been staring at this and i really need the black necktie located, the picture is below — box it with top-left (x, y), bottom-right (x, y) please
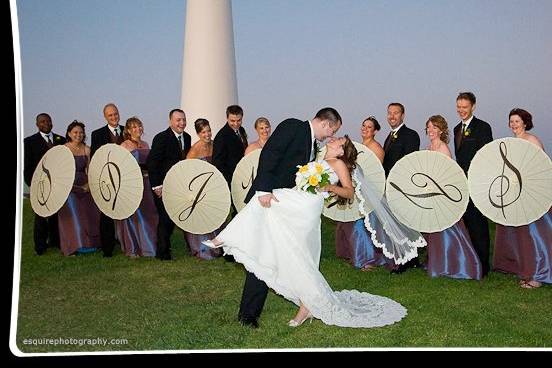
top-left (383, 131), bottom-right (393, 152)
top-left (46, 135), bottom-right (53, 147)
top-left (312, 140), bottom-right (319, 160)
top-left (114, 128), bottom-right (119, 137)
top-left (455, 123), bottom-right (466, 149)
top-left (178, 135), bottom-right (185, 158)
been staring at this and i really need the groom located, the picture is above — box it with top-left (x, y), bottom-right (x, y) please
top-left (238, 107), bottom-right (342, 328)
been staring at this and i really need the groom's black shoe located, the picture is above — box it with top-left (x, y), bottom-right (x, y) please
top-left (239, 317), bottom-right (259, 329)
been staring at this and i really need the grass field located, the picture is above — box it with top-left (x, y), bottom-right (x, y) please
top-left (13, 199), bottom-right (551, 353)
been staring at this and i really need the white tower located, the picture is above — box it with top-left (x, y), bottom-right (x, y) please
top-left (181, 0), bottom-right (238, 142)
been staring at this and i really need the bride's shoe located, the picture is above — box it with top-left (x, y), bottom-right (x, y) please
top-left (201, 239), bottom-right (224, 248)
top-left (287, 313), bottom-right (313, 327)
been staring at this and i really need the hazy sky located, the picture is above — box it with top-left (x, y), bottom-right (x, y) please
top-left (15, 0), bottom-right (552, 153)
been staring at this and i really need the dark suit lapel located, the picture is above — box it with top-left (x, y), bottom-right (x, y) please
top-left (304, 121), bottom-right (313, 162)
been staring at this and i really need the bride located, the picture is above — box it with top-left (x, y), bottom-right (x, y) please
top-left (204, 135), bottom-right (411, 328)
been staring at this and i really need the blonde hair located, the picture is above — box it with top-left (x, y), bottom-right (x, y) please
top-left (123, 116), bottom-right (143, 141)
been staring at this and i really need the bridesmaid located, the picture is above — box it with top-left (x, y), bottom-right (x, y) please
top-left (57, 121), bottom-right (101, 256)
top-left (184, 119), bottom-right (224, 260)
top-left (244, 117), bottom-right (271, 155)
top-left (423, 115), bottom-right (482, 280)
top-left (335, 116), bottom-right (389, 271)
top-left (115, 117), bottom-right (158, 258)
top-left (493, 108), bottom-right (551, 289)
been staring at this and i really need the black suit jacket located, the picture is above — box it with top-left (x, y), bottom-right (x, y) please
top-left (90, 124), bottom-right (125, 157)
top-left (453, 117), bottom-right (493, 174)
top-left (382, 125), bottom-right (420, 176)
top-left (147, 128), bottom-right (191, 188)
top-left (212, 123), bottom-right (248, 184)
top-left (23, 132), bottom-right (66, 186)
top-left (245, 119), bottom-right (313, 203)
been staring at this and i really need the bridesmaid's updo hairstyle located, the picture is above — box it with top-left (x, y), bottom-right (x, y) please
top-left (194, 118), bottom-right (210, 134)
top-left (509, 108), bottom-right (533, 131)
top-left (123, 116), bottom-right (144, 141)
top-left (362, 116), bottom-right (381, 131)
top-left (426, 115), bottom-right (450, 144)
top-left (65, 120), bottom-right (86, 143)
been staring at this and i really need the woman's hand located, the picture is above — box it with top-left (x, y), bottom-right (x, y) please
top-left (319, 184), bottom-right (335, 193)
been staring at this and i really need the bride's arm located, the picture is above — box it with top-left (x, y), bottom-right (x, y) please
top-left (321, 160), bottom-right (354, 199)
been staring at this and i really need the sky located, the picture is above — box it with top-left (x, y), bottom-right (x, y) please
top-left (15, 0), bottom-right (552, 154)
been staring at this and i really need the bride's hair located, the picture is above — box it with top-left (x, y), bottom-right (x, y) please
top-left (334, 135), bottom-right (358, 206)
top-left (340, 135), bottom-right (358, 174)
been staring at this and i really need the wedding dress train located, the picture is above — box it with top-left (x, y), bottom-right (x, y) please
top-left (213, 163), bottom-right (408, 328)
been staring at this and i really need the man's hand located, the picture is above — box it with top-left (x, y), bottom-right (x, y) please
top-left (258, 193), bottom-right (279, 208)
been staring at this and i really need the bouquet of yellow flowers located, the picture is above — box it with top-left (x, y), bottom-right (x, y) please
top-left (295, 160), bottom-right (335, 198)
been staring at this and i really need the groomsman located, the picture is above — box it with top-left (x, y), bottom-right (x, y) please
top-left (382, 102), bottom-right (421, 273)
top-left (212, 105), bottom-right (248, 262)
top-left (24, 113), bottom-right (66, 255)
top-left (147, 109), bottom-right (191, 260)
top-left (382, 103), bottom-right (420, 176)
top-left (90, 103), bottom-right (125, 257)
top-left (212, 105), bottom-right (248, 187)
top-left (453, 92), bottom-right (493, 277)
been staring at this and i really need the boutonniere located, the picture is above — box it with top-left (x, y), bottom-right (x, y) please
top-left (391, 131), bottom-right (399, 141)
top-left (55, 135), bottom-right (61, 140)
top-left (464, 128), bottom-right (471, 137)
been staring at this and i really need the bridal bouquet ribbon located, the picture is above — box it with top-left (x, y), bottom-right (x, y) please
top-left (295, 160), bottom-right (336, 199)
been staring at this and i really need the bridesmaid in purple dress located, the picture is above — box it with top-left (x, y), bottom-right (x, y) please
top-left (115, 117), bottom-right (158, 258)
top-left (184, 119), bottom-right (224, 260)
top-left (335, 116), bottom-right (389, 271)
top-left (57, 121), bottom-right (101, 256)
top-left (423, 115), bottom-right (482, 280)
top-left (493, 108), bottom-right (551, 289)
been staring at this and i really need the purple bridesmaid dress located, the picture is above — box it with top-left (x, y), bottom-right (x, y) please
top-left (58, 155), bottom-right (101, 256)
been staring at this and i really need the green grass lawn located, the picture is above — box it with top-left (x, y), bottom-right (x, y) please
top-left (14, 199), bottom-right (551, 352)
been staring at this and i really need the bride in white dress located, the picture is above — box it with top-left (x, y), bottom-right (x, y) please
top-left (205, 136), bottom-right (407, 328)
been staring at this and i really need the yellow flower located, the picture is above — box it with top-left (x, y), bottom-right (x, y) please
top-left (299, 165), bottom-right (309, 174)
top-left (315, 163), bottom-right (323, 174)
top-left (308, 175), bottom-right (319, 186)
top-left (464, 129), bottom-right (471, 137)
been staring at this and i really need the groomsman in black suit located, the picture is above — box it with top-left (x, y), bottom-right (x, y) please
top-left (238, 107), bottom-right (342, 328)
top-left (24, 113), bottom-right (66, 255)
top-left (382, 102), bottom-right (421, 273)
top-left (212, 105), bottom-right (248, 187)
top-left (147, 109), bottom-right (191, 260)
top-left (212, 105), bottom-right (248, 262)
top-left (453, 92), bottom-right (493, 277)
top-left (90, 103), bottom-right (125, 257)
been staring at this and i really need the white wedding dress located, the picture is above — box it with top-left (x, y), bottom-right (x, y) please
top-left (216, 162), bottom-right (407, 328)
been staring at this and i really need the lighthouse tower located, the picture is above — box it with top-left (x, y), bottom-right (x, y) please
top-left (181, 0), bottom-right (238, 141)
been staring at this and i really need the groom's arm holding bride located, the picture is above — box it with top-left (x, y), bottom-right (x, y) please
top-left (246, 118), bottom-right (310, 208)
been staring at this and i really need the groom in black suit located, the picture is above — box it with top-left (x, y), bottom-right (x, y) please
top-left (453, 92), bottom-right (493, 277)
top-left (147, 109), bottom-right (191, 260)
top-left (382, 103), bottom-right (421, 274)
top-left (90, 103), bottom-right (125, 257)
top-left (238, 107), bottom-right (342, 328)
top-left (24, 113), bottom-right (66, 255)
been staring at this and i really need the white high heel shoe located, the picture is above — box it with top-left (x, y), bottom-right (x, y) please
top-left (287, 313), bottom-right (313, 327)
top-left (201, 239), bottom-right (224, 248)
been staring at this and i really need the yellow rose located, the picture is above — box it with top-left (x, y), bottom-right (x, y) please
top-left (299, 165), bottom-right (309, 174)
top-left (309, 175), bottom-right (319, 186)
top-left (315, 163), bottom-right (323, 174)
